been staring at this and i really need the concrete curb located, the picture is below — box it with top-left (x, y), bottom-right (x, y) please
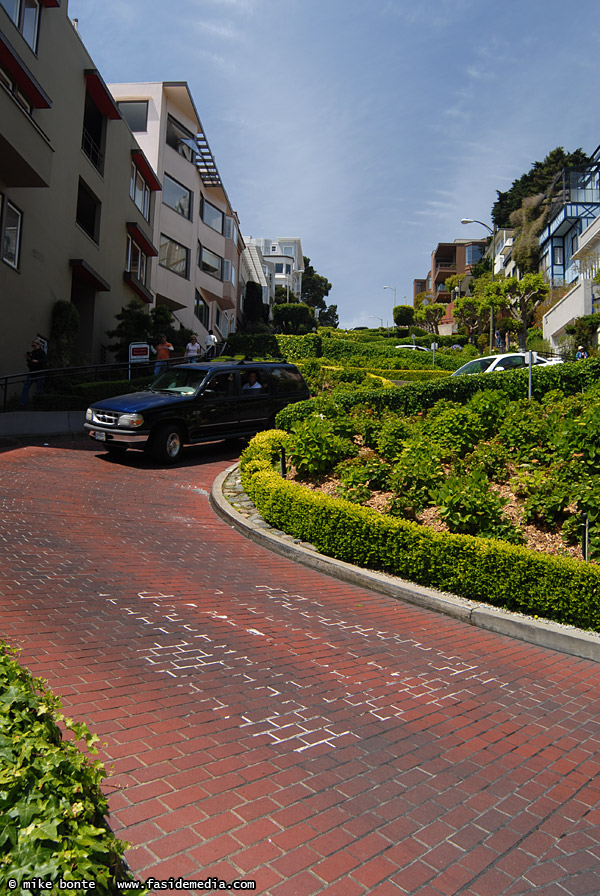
top-left (0, 411), bottom-right (86, 438)
top-left (211, 464), bottom-right (600, 663)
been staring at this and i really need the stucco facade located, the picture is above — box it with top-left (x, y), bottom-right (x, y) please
top-left (1, 0), bottom-right (159, 373)
top-left (109, 82), bottom-right (244, 343)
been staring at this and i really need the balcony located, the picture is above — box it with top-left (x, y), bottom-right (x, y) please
top-left (0, 86), bottom-right (53, 186)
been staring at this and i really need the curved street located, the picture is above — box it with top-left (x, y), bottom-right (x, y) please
top-left (2, 437), bottom-right (600, 895)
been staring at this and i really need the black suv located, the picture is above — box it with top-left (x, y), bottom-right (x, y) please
top-left (85, 360), bottom-right (309, 463)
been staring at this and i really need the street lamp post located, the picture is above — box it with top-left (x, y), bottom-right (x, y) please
top-left (370, 315), bottom-right (384, 329)
top-left (384, 286), bottom-right (397, 334)
top-left (461, 217), bottom-right (497, 352)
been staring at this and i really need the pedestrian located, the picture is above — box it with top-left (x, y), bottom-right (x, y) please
top-left (18, 338), bottom-right (48, 408)
top-left (575, 345), bottom-right (589, 360)
top-left (205, 329), bottom-right (218, 359)
top-left (152, 334), bottom-right (173, 375)
top-left (184, 335), bottom-right (201, 361)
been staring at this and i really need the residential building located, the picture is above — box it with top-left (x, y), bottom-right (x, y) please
top-left (543, 212), bottom-right (600, 349)
top-left (538, 151), bottom-right (600, 288)
top-left (240, 242), bottom-right (275, 312)
top-left (244, 237), bottom-right (304, 302)
top-left (414, 238), bottom-right (486, 335)
top-left (109, 82), bottom-right (244, 343)
top-left (1, 0), bottom-right (160, 372)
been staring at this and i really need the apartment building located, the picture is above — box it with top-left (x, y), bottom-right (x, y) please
top-left (109, 82), bottom-right (244, 343)
top-left (0, 0), bottom-right (160, 372)
top-left (244, 237), bottom-right (304, 302)
top-left (413, 238), bottom-right (486, 334)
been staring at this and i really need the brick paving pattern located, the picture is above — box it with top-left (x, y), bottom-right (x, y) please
top-left (2, 439), bottom-right (600, 894)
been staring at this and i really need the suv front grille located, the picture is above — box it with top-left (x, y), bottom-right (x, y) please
top-left (92, 410), bottom-right (119, 426)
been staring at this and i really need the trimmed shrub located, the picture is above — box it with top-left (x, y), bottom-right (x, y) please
top-left (239, 433), bottom-right (600, 631)
top-left (0, 644), bottom-right (140, 891)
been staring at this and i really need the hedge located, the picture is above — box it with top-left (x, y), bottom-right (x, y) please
top-left (276, 358), bottom-right (600, 430)
top-left (224, 333), bottom-right (322, 360)
top-left (0, 644), bottom-right (141, 891)
top-left (239, 432), bottom-right (600, 631)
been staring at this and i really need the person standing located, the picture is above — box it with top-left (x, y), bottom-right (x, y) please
top-left (205, 329), bottom-right (218, 359)
top-left (18, 338), bottom-right (47, 407)
top-left (152, 334), bottom-right (173, 375)
top-left (185, 335), bottom-right (201, 361)
top-left (576, 345), bottom-right (589, 360)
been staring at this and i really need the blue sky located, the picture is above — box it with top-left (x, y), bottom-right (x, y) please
top-left (68, 0), bottom-right (600, 328)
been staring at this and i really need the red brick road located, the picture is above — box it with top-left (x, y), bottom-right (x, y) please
top-left (2, 439), bottom-right (600, 894)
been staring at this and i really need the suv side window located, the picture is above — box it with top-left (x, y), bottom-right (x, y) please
top-left (271, 367), bottom-right (305, 393)
top-left (242, 368), bottom-right (268, 395)
top-left (205, 371), bottom-right (237, 396)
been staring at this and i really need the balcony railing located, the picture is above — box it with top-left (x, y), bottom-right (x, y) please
top-left (81, 127), bottom-right (104, 173)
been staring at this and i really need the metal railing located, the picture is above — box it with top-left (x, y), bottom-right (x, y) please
top-left (1, 344), bottom-right (230, 412)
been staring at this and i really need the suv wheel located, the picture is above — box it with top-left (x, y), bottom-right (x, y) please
top-left (152, 424), bottom-right (184, 464)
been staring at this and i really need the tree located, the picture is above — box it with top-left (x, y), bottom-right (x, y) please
top-left (49, 300), bottom-right (80, 368)
top-left (393, 305), bottom-right (414, 327)
top-left (301, 257), bottom-right (332, 312)
top-left (485, 274), bottom-right (550, 349)
top-left (106, 299), bottom-right (152, 362)
top-left (452, 295), bottom-right (484, 344)
top-left (318, 304), bottom-right (339, 328)
top-left (492, 147), bottom-right (590, 228)
top-left (242, 281), bottom-right (269, 332)
top-left (272, 303), bottom-right (315, 334)
top-left (414, 302), bottom-right (446, 334)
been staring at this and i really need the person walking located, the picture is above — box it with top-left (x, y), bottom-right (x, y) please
top-left (205, 329), bottom-right (218, 359)
top-left (152, 334), bottom-right (173, 375)
top-left (18, 338), bottom-right (48, 407)
top-left (185, 335), bottom-right (201, 361)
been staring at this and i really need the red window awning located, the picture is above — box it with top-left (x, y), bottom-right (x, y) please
top-left (84, 69), bottom-right (120, 120)
top-left (127, 222), bottom-right (158, 257)
top-left (131, 149), bottom-right (161, 192)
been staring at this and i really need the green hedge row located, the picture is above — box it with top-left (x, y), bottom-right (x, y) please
top-left (225, 333), bottom-right (322, 360)
top-left (276, 358), bottom-right (600, 429)
top-left (0, 644), bottom-right (140, 891)
top-left (239, 432), bottom-right (600, 631)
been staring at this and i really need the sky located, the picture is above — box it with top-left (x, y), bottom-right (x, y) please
top-left (67, 0), bottom-right (600, 328)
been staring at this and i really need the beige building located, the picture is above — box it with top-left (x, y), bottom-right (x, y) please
top-left (0, 0), bottom-right (160, 373)
top-left (109, 82), bottom-right (244, 343)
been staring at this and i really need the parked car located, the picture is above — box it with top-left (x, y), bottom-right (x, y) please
top-left (452, 352), bottom-right (562, 377)
top-left (395, 344), bottom-right (431, 352)
top-left (85, 360), bottom-right (310, 463)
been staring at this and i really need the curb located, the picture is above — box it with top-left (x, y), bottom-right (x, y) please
top-left (210, 464), bottom-right (600, 664)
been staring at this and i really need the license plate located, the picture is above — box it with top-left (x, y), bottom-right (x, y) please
top-left (92, 431), bottom-right (106, 441)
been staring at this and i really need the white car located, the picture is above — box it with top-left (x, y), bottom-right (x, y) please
top-left (395, 344), bottom-right (431, 352)
top-left (451, 352), bottom-right (562, 377)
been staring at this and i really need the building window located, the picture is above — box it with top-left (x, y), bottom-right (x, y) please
top-left (223, 260), bottom-right (236, 286)
top-left (553, 245), bottom-right (564, 266)
top-left (1, 0), bottom-right (40, 52)
top-left (130, 163), bottom-right (150, 220)
top-left (76, 180), bottom-right (101, 243)
top-left (163, 173), bottom-right (192, 219)
top-left (81, 91), bottom-right (105, 173)
top-left (201, 198), bottom-right (223, 234)
top-left (275, 263), bottom-right (283, 274)
top-left (224, 216), bottom-right (238, 246)
top-left (465, 244), bottom-right (483, 266)
top-left (160, 234), bottom-right (189, 278)
top-left (198, 243), bottom-right (222, 279)
top-left (118, 100), bottom-right (148, 132)
top-left (194, 291), bottom-right (209, 328)
top-left (1, 199), bottom-right (22, 269)
top-left (126, 235), bottom-right (148, 285)
top-left (166, 115), bottom-right (196, 162)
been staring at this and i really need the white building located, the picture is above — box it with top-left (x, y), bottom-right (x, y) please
top-left (543, 213), bottom-right (600, 349)
top-left (109, 81), bottom-right (244, 343)
top-left (244, 237), bottom-right (304, 301)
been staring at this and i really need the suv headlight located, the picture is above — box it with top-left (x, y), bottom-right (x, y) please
top-left (117, 413), bottom-right (144, 428)
top-left (85, 408), bottom-right (93, 421)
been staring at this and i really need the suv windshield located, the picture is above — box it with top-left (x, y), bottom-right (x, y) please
top-left (151, 369), bottom-right (207, 394)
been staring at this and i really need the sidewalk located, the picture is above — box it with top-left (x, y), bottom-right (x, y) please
top-left (0, 410), bottom-right (86, 439)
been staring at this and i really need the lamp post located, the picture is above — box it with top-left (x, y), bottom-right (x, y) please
top-left (370, 315), bottom-right (384, 329)
top-left (384, 286), bottom-right (396, 334)
top-left (461, 217), bottom-right (497, 352)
